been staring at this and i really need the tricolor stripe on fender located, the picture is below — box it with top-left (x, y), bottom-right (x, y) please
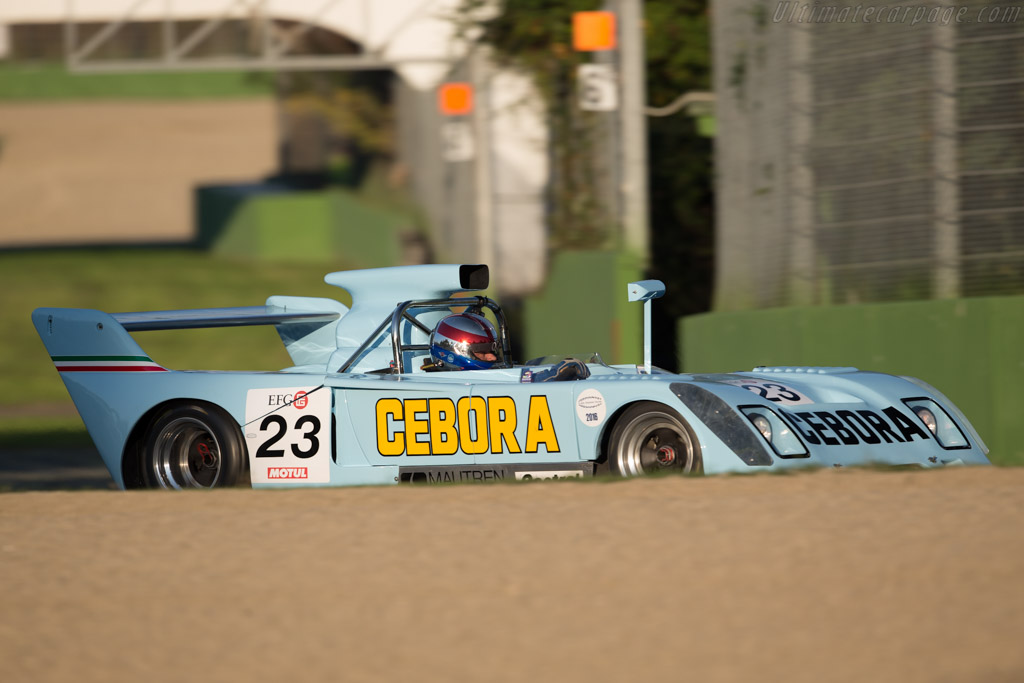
top-left (52, 355), bottom-right (167, 372)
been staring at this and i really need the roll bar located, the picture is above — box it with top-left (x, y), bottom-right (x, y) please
top-left (336, 296), bottom-right (512, 374)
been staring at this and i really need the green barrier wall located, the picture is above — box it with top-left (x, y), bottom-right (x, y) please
top-left (197, 185), bottom-right (409, 267)
top-left (523, 251), bottom-right (645, 365)
top-left (679, 297), bottom-right (1024, 465)
top-left (0, 63), bottom-right (274, 100)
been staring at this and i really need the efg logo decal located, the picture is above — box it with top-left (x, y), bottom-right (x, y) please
top-left (267, 391), bottom-right (309, 409)
top-left (575, 388), bottom-right (606, 427)
top-left (375, 395), bottom-right (560, 456)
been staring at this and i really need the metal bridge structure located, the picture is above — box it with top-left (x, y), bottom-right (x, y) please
top-left (49, 0), bottom-right (467, 88)
top-left (1, 0), bottom-right (554, 295)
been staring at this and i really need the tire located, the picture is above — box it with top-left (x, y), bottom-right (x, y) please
top-left (141, 403), bottom-right (246, 489)
top-left (606, 402), bottom-right (702, 477)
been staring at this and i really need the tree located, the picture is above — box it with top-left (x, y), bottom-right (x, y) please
top-left (460, 0), bottom-right (714, 369)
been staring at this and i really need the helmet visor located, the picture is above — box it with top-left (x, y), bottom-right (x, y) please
top-left (468, 340), bottom-right (500, 363)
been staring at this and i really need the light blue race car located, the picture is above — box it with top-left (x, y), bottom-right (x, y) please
top-left (33, 264), bottom-right (990, 490)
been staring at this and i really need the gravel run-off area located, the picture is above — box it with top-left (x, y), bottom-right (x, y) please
top-left (1, 466), bottom-right (1022, 683)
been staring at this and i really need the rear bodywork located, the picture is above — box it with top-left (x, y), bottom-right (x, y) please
top-left (33, 264), bottom-right (990, 489)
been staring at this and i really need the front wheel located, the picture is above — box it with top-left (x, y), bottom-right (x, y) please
top-left (606, 402), bottom-right (702, 477)
top-left (142, 403), bottom-right (246, 489)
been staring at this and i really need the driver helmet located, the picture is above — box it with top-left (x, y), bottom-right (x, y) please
top-left (429, 313), bottom-right (500, 370)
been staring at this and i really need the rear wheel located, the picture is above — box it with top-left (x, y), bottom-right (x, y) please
top-left (606, 402), bottom-right (702, 477)
top-left (142, 403), bottom-right (245, 489)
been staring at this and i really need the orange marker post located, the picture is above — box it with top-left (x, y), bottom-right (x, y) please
top-left (438, 82), bottom-right (474, 116)
top-left (572, 11), bottom-right (617, 52)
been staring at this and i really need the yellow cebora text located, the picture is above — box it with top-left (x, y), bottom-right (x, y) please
top-left (375, 395), bottom-right (560, 456)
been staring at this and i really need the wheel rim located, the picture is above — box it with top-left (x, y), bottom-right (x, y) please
top-left (150, 417), bottom-right (223, 489)
top-left (614, 413), bottom-right (696, 476)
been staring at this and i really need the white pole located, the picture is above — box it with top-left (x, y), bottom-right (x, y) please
top-left (618, 0), bottom-right (650, 262)
top-left (643, 299), bottom-right (652, 374)
top-left (933, 21), bottom-right (960, 298)
top-left (472, 47), bottom-right (495, 270)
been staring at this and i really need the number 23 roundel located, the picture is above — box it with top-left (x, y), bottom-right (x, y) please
top-left (725, 379), bottom-right (813, 405)
top-left (245, 386), bottom-right (331, 484)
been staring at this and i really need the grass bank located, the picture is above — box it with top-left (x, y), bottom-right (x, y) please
top-left (0, 62), bottom-right (273, 100)
top-left (1, 248), bottom-right (353, 446)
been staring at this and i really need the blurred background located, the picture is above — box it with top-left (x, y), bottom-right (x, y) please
top-left (1, 0), bottom-right (1022, 464)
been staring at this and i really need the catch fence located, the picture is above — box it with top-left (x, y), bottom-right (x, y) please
top-left (712, 0), bottom-right (1024, 309)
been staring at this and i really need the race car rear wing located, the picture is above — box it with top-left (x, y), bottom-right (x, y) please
top-left (34, 300), bottom-right (347, 371)
top-left (112, 306), bottom-right (341, 331)
top-left (112, 303), bottom-right (348, 368)
top-left (34, 264), bottom-right (489, 373)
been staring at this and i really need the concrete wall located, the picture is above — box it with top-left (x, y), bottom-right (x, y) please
top-left (710, 0), bottom-right (804, 310)
top-left (680, 297), bottom-right (1024, 465)
top-left (0, 99), bottom-right (276, 247)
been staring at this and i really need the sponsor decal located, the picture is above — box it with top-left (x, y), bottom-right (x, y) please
top-left (402, 468), bottom-right (508, 484)
top-left (515, 470), bottom-right (584, 481)
top-left (779, 406), bottom-right (931, 447)
top-left (376, 395), bottom-right (560, 456)
top-left (52, 355), bottom-right (166, 372)
top-left (727, 379), bottom-right (812, 405)
top-left (399, 464), bottom-right (589, 483)
top-left (266, 391), bottom-right (309, 408)
top-left (267, 467), bottom-right (308, 480)
top-left (575, 388), bottom-right (607, 427)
